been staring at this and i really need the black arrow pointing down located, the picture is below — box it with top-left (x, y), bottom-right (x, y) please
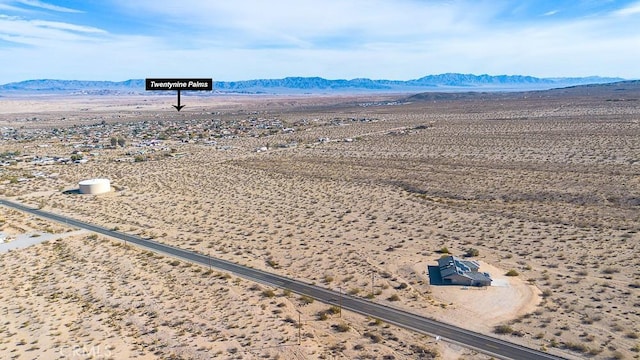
top-left (173, 90), bottom-right (185, 111)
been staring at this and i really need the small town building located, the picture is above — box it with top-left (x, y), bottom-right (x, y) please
top-left (437, 255), bottom-right (492, 287)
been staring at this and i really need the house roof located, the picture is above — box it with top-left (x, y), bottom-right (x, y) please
top-left (438, 255), bottom-right (492, 284)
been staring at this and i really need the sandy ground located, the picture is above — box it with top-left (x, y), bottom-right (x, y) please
top-left (0, 92), bottom-right (638, 359)
top-left (0, 207), bottom-right (487, 360)
top-left (0, 229), bottom-right (87, 253)
top-left (427, 262), bottom-right (541, 333)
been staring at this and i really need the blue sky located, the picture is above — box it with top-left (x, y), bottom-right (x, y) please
top-left (0, 0), bottom-right (639, 83)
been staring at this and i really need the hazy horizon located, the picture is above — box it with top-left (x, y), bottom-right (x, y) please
top-left (0, 73), bottom-right (631, 87)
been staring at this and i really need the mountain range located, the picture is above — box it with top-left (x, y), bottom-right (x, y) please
top-left (0, 74), bottom-right (626, 95)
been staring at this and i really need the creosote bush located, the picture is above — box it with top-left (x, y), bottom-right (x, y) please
top-left (437, 246), bottom-right (450, 254)
top-left (348, 288), bottom-right (360, 295)
top-left (364, 331), bottom-right (383, 343)
top-left (299, 295), bottom-right (314, 305)
top-left (505, 269), bottom-right (519, 276)
top-left (494, 324), bottom-right (514, 334)
top-left (464, 248), bottom-right (480, 257)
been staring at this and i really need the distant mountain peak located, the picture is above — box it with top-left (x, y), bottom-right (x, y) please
top-left (0, 74), bottom-right (625, 95)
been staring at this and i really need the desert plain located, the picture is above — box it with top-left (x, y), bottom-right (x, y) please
top-left (0, 83), bottom-right (639, 359)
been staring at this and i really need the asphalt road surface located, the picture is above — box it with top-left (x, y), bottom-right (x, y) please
top-left (1, 198), bottom-right (566, 360)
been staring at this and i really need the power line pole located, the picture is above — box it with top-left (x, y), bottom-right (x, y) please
top-left (298, 310), bottom-right (302, 345)
top-left (339, 286), bottom-right (342, 318)
top-left (371, 270), bottom-right (375, 297)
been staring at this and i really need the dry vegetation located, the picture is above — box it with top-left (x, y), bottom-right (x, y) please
top-left (0, 87), bottom-right (639, 359)
top-left (1, 208), bottom-right (459, 359)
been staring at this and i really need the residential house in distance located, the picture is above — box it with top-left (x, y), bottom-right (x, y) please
top-left (437, 255), bottom-right (492, 287)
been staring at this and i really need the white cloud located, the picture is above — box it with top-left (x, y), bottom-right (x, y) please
top-left (0, 3), bottom-right (24, 12)
top-left (30, 20), bottom-right (105, 34)
top-left (614, 1), bottom-right (640, 16)
top-left (111, 0), bottom-right (498, 48)
top-left (0, 16), bottom-right (107, 46)
top-left (0, 0), bottom-right (639, 82)
top-left (16, 0), bottom-right (81, 13)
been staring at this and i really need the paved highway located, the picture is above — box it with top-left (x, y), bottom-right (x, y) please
top-left (1, 198), bottom-right (566, 360)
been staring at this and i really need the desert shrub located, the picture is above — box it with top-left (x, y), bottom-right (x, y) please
top-left (564, 342), bottom-right (589, 353)
top-left (612, 323), bottom-right (624, 332)
top-left (465, 248), bottom-right (480, 257)
top-left (409, 344), bottom-right (439, 358)
top-left (396, 282), bottom-right (408, 290)
top-left (505, 269), bottom-right (519, 276)
top-left (262, 289), bottom-right (276, 298)
top-left (387, 294), bottom-right (400, 301)
top-left (266, 258), bottom-right (280, 269)
top-left (588, 348), bottom-right (603, 356)
top-left (437, 247), bottom-right (450, 254)
top-left (364, 331), bottom-right (383, 343)
top-left (299, 295), bottom-right (314, 305)
top-left (333, 322), bottom-right (350, 332)
top-left (218, 272), bottom-right (231, 280)
top-left (611, 350), bottom-right (625, 359)
top-left (494, 325), bottom-right (514, 334)
top-left (327, 306), bottom-right (341, 315)
top-left (317, 306), bottom-right (340, 321)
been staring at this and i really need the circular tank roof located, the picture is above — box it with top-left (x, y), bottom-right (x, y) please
top-left (78, 178), bottom-right (110, 186)
top-left (78, 178), bottom-right (111, 195)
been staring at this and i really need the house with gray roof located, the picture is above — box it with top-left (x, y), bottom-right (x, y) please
top-left (437, 255), bottom-right (492, 287)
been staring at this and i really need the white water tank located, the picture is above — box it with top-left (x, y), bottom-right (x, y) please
top-left (78, 178), bottom-right (111, 195)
